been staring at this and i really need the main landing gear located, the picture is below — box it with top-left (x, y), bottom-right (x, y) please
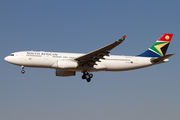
top-left (82, 71), bottom-right (93, 82)
top-left (21, 66), bottom-right (25, 74)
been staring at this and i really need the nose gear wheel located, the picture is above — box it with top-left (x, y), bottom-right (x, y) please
top-left (21, 66), bottom-right (25, 74)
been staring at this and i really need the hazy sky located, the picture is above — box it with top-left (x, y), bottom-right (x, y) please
top-left (1, 0), bottom-right (180, 120)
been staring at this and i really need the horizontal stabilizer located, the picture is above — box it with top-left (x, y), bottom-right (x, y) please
top-left (151, 53), bottom-right (175, 63)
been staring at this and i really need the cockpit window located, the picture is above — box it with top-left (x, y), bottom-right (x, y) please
top-left (10, 54), bottom-right (14, 56)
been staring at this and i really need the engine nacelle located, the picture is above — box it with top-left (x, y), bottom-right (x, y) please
top-left (56, 69), bottom-right (76, 77)
top-left (58, 60), bottom-right (78, 69)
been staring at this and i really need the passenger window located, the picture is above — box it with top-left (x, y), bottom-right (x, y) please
top-left (10, 54), bottom-right (14, 56)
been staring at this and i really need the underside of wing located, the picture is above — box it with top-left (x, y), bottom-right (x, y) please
top-left (75, 36), bottom-right (126, 66)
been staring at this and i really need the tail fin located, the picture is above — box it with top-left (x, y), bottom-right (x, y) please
top-left (138, 33), bottom-right (173, 57)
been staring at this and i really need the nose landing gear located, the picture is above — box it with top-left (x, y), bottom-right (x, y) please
top-left (82, 71), bottom-right (93, 82)
top-left (21, 66), bottom-right (25, 74)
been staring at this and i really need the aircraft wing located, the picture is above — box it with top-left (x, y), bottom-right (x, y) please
top-left (75, 36), bottom-right (126, 65)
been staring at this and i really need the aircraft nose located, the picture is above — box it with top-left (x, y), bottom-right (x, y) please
top-left (4, 56), bottom-right (7, 61)
top-left (4, 55), bottom-right (17, 64)
top-left (4, 56), bottom-right (10, 62)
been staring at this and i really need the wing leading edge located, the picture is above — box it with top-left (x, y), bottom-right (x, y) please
top-left (75, 36), bottom-right (126, 66)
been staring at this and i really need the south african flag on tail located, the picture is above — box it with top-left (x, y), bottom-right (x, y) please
top-left (138, 33), bottom-right (173, 57)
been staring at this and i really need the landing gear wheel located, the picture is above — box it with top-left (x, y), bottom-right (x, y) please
top-left (21, 66), bottom-right (25, 74)
top-left (82, 75), bottom-right (87, 79)
top-left (84, 71), bottom-right (88, 75)
top-left (86, 78), bottom-right (91, 82)
top-left (82, 70), bottom-right (93, 82)
top-left (89, 74), bottom-right (93, 78)
top-left (21, 70), bottom-right (25, 74)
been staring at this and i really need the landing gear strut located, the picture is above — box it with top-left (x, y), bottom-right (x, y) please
top-left (21, 66), bottom-right (25, 74)
top-left (82, 70), bottom-right (93, 82)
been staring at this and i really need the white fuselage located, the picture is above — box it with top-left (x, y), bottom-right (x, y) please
top-left (4, 51), bottom-right (164, 72)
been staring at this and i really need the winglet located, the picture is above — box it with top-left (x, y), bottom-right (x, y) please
top-left (118, 35), bottom-right (126, 41)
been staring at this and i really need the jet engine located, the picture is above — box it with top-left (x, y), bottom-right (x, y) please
top-left (56, 69), bottom-right (76, 77)
top-left (58, 60), bottom-right (78, 69)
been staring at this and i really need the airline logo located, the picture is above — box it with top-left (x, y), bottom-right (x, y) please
top-left (121, 35), bottom-right (126, 40)
top-left (165, 35), bottom-right (170, 40)
top-left (150, 34), bottom-right (173, 56)
top-left (158, 34), bottom-right (173, 42)
top-left (118, 35), bottom-right (126, 41)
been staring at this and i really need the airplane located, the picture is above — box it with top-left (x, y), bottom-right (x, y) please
top-left (4, 33), bottom-right (174, 82)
